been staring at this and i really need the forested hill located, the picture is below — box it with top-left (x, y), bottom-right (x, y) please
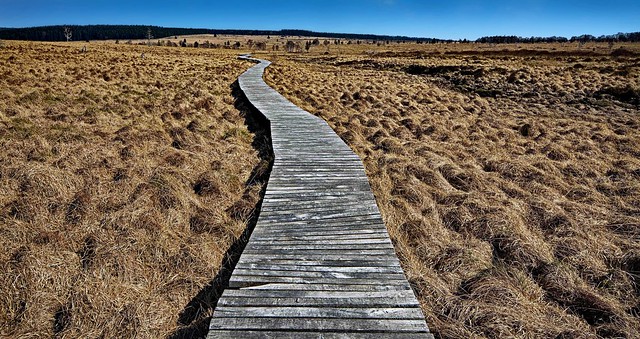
top-left (0, 25), bottom-right (444, 42)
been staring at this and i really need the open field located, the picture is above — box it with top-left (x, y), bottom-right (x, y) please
top-left (0, 40), bottom-right (272, 337)
top-left (263, 42), bottom-right (640, 337)
top-left (2, 37), bottom-right (640, 338)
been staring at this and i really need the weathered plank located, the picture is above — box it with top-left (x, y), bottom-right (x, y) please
top-left (247, 237), bottom-right (393, 245)
top-left (235, 258), bottom-right (402, 268)
top-left (238, 253), bottom-right (404, 262)
top-left (222, 289), bottom-right (417, 299)
top-left (209, 318), bottom-right (429, 332)
top-left (239, 249), bottom-right (398, 257)
top-left (240, 283), bottom-right (412, 292)
top-left (207, 331), bottom-right (434, 339)
top-left (234, 264), bottom-right (402, 274)
top-left (230, 268), bottom-right (406, 280)
top-left (214, 306), bottom-right (425, 319)
top-left (207, 55), bottom-right (430, 337)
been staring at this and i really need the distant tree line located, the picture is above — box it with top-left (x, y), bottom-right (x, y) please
top-left (1, 25), bottom-right (638, 44)
top-left (476, 32), bottom-right (640, 44)
top-left (0, 25), bottom-right (452, 42)
top-left (0, 25), bottom-right (211, 41)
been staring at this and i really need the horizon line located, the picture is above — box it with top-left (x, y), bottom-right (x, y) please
top-left (1, 24), bottom-right (638, 42)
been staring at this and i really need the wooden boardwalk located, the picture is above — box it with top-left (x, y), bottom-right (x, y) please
top-left (207, 56), bottom-right (432, 338)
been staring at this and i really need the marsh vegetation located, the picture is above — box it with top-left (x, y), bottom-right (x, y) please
top-left (265, 42), bottom-right (640, 338)
top-left (0, 41), bottom-right (268, 337)
top-left (2, 37), bottom-right (639, 338)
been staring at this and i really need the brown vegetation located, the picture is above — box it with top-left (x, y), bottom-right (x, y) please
top-left (3, 37), bottom-right (639, 338)
top-left (264, 43), bottom-right (640, 338)
top-left (0, 41), bottom-right (266, 337)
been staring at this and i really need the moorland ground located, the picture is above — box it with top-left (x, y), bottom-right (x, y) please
top-left (263, 41), bottom-right (640, 338)
top-left (1, 36), bottom-right (639, 338)
top-left (0, 40), bottom-right (272, 337)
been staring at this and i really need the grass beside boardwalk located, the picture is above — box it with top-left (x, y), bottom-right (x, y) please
top-left (0, 41), bottom-right (267, 337)
top-left (2, 37), bottom-right (639, 338)
top-left (264, 42), bottom-right (640, 338)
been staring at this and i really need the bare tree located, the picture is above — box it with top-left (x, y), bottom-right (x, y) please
top-left (64, 26), bottom-right (72, 42)
top-left (147, 28), bottom-right (153, 46)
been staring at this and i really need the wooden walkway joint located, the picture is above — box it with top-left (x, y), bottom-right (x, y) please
top-left (207, 55), bottom-right (432, 338)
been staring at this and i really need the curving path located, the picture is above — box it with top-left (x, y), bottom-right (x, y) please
top-left (207, 56), bottom-right (432, 338)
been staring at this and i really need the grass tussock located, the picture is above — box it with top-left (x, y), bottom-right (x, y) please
top-left (0, 41), bottom-right (265, 337)
top-left (265, 42), bottom-right (640, 338)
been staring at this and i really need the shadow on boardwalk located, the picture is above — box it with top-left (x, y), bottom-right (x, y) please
top-left (168, 81), bottom-right (273, 339)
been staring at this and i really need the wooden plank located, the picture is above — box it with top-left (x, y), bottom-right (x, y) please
top-left (253, 213), bottom-right (383, 224)
top-left (251, 227), bottom-right (388, 235)
top-left (247, 234), bottom-right (390, 243)
top-left (256, 210), bottom-right (381, 221)
top-left (251, 228), bottom-right (389, 237)
top-left (239, 283), bottom-right (412, 292)
top-left (218, 297), bottom-right (419, 308)
top-left (249, 227), bottom-right (388, 237)
top-left (248, 235), bottom-right (392, 243)
top-left (250, 231), bottom-right (390, 240)
top-left (266, 180), bottom-right (371, 187)
top-left (214, 307), bottom-right (425, 319)
top-left (227, 277), bottom-right (411, 288)
top-left (235, 258), bottom-right (402, 268)
top-left (263, 185), bottom-right (372, 192)
top-left (230, 269), bottom-right (406, 280)
top-left (222, 289), bottom-right (417, 299)
top-left (243, 244), bottom-right (395, 252)
top-left (254, 220), bottom-right (385, 228)
top-left (271, 169), bottom-right (365, 175)
top-left (262, 193), bottom-right (377, 202)
top-left (252, 217), bottom-right (384, 227)
top-left (256, 213), bottom-right (383, 225)
top-left (240, 249), bottom-right (397, 257)
top-left (233, 265), bottom-right (404, 276)
top-left (273, 162), bottom-right (362, 168)
top-left (257, 211), bottom-right (382, 222)
top-left (256, 213), bottom-right (383, 224)
top-left (257, 203), bottom-right (378, 213)
top-left (258, 203), bottom-right (379, 215)
top-left (209, 318), bottom-right (429, 333)
top-left (263, 189), bottom-right (375, 197)
top-left (208, 330), bottom-right (434, 339)
top-left (246, 241), bottom-right (394, 249)
top-left (237, 253), bottom-right (399, 261)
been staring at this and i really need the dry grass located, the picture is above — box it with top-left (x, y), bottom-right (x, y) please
top-left (0, 40), bottom-right (268, 337)
top-left (264, 42), bottom-right (640, 338)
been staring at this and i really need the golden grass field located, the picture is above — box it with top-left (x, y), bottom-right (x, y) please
top-left (0, 40), bottom-right (273, 337)
top-left (1, 36), bottom-right (639, 338)
top-left (263, 42), bottom-right (640, 337)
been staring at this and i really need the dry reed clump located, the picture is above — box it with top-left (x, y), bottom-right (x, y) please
top-left (265, 44), bottom-right (640, 338)
top-left (0, 41), bottom-right (263, 337)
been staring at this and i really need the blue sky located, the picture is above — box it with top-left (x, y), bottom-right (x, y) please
top-left (0, 0), bottom-right (638, 39)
